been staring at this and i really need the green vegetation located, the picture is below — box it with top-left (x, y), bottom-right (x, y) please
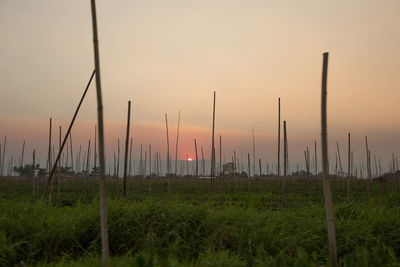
top-left (0, 177), bottom-right (399, 266)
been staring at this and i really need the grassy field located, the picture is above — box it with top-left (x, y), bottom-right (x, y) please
top-left (1, 176), bottom-right (400, 266)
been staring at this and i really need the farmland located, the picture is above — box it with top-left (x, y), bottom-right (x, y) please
top-left (1, 177), bottom-right (399, 266)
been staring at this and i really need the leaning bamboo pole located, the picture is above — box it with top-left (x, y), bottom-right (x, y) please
top-left (321, 52), bottom-right (338, 267)
top-left (123, 101), bottom-right (131, 197)
top-left (44, 70), bottom-right (96, 197)
top-left (90, 0), bottom-right (109, 265)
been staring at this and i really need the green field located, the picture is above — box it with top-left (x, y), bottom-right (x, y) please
top-left (1, 177), bottom-right (399, 266)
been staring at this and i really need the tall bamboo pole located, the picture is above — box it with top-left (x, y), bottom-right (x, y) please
top-left (165, 113), bottom-right (170, 174)
top-left (90, 0), bottom-right (109, 264)
top-left (321, 52), bottom-right (338, 267)
top-left (48, 118), bottom-right (52, 176)
top-left (210, 92), bottom-right (216, 191)
top-left (252, 127), bottom-right (256, 178)
top-left (277, 98), bottom-right (281, 177)
top-left (123, 101), bottom-right (131, 197)
top-left (283, 120), bottom-right (287, 208)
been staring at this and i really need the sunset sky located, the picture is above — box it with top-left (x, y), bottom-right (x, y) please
top-left (1, 0), bottom-right (399, 175)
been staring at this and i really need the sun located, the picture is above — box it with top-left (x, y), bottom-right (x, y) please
top-left (187, 157), bottom-right (193, 161)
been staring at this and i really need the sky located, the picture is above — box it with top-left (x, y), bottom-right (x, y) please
top-left (0, 0), bottom-right (400, 175)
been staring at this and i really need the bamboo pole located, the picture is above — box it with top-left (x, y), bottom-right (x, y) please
top-left (201, 146), bottom-right (205, 177)
top-left (194, 139), bottom-right (198, 177)
top-left (32, 150), bottom-right (36, 196)
top-left (20, 140), bottom-right (25, 170)
top-left (365, 136), bottom-right (371, 198)
top-left (1, 136), bottom-right (6, 177)
top-left (283, 120), bottom-right (287, 208)
top-left (117, 139), bottom-right (120, 178)
top-left (210, 92), bottom-right (216, 192)
top-left (336, 141), bottom-right (343, 176)
top-left (165, 113), bottom-right (170, 174)
top-left (123, 101), bottom-right (131, 197)
top-left (129, 138), bottom-right (133, 177)
top-left (347, 133), bottom-right (351, 198)
top-left (247, 153), bottom-right (251, 192)
top-left (90, 0), bottom-right (109, 265)
top-left (314, 141), bottom-right (318, 176)
top-left (175, 111), bottom-right (181, 175)
top-left (277, 98), bottom-right (281, 177)
top-left (139, 144), bottom-right (143, 176)
top-left (87, 140), bottom-right (91, 173)
top-left (252, 127), bottom-right (256, 178)
top-left (48, 118), bottom-right (52, 176)
top-left (219, 135), bottom-right (222, 177)
top-left (321, 52), bottom-right (338, 267)
top-left (94, 125), bottom-right (97, 169)
top-left (44, 70), bottom-right (96, 195)
top-left (70, 131), bottom-right (73, 172)
top-left (149, 144), bottom-right (152, 176)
